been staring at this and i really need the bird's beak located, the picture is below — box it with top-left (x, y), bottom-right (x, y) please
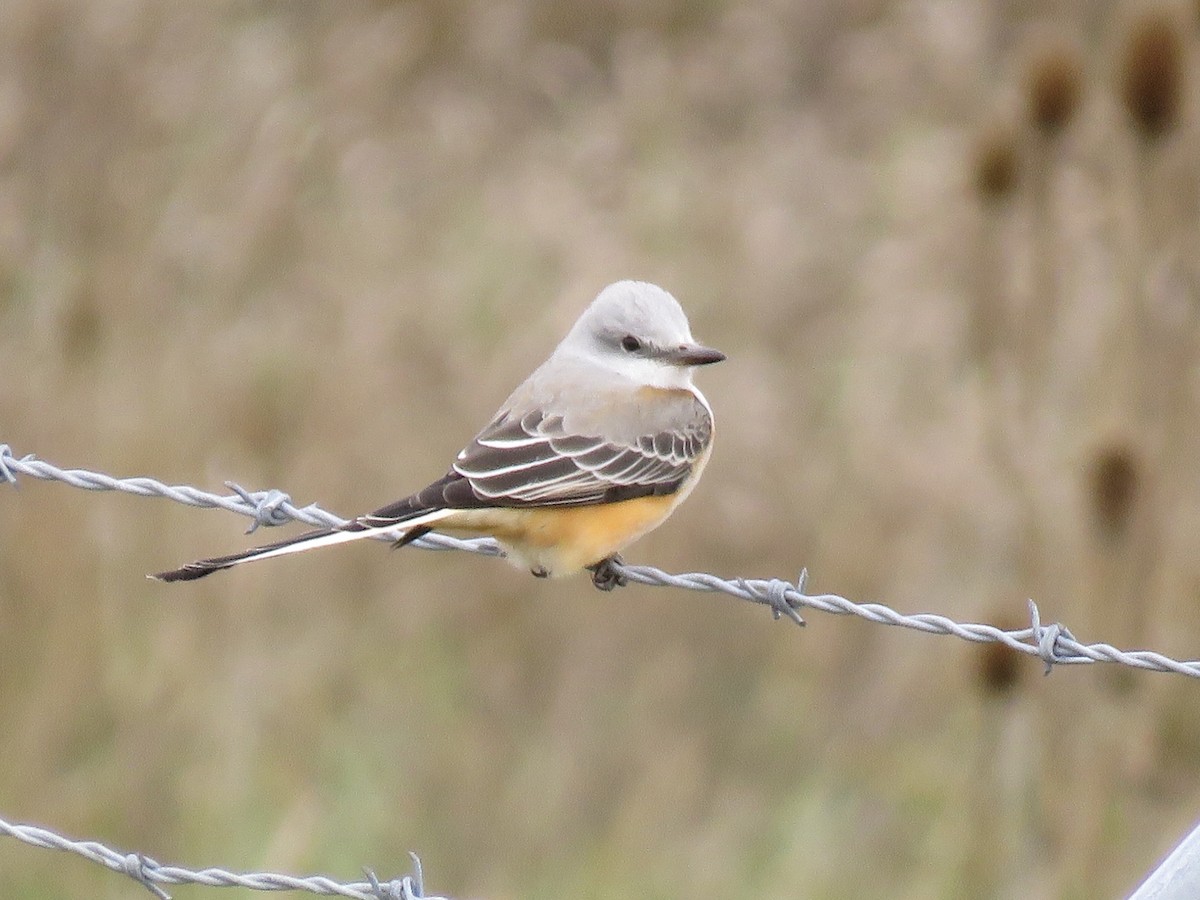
top-left (664, 342), bottom-right (726, 366)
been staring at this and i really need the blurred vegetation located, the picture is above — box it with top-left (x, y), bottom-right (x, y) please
top-left (2, 1), bottom-right (1200, 898)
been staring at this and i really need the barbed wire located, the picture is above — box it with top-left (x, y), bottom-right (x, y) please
top-left (4, 442), bottom-right (1200, 896)
top-left (4, 443), bottom-right (1200, 679)
top-left (0, 815), bottom-right (445, 899)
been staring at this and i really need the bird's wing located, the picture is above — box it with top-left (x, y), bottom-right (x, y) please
top-left (451, 396), bottom-right (712, 506)
top-left (356, 392), bottom-right (713, 527)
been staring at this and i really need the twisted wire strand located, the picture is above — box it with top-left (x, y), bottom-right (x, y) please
top-left (0, 816), bottom-right (443, 899)
top-left (0, 445), bottom-right (500, 555)
top-left (4, 443), bottom-right (1200, 679)
top-left (5, 442), bottom-right (1200, 897)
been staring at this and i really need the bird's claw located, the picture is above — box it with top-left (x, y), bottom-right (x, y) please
top-left (587, 555), bottom-right (628, 591)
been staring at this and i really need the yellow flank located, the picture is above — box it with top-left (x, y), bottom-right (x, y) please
top-left (437, 495), bottom-right (679, 575)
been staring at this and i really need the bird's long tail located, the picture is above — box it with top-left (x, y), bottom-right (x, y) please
top-left (151, 507), bottom-right (454, 582)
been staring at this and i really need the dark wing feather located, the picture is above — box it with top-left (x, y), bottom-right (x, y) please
top-left (353, 396), bottom-right (711, 528)
top-left (449, 403), bottom-right (711, 508)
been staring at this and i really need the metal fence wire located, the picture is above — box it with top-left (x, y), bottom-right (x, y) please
top-left (0, 816), bottom-right (442, 899)
top-left (4, 443), bottom-right (1200, 676)
top-left (4, 442), bottom-right (1200, 899)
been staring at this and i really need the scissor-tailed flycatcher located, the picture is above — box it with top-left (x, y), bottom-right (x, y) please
top-left (153, 280), bottom-right (724, 589)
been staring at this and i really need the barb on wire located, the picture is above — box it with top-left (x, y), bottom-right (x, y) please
top-left (4, 443), bottom-right (1200, 678)
top-left (0, 444), bottom-right (501, 557)
top-left (0, 816), bottom-right (445, 899)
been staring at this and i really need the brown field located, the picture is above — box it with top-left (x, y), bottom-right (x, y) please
top-left (3, 2), bottom-right (1200, 898)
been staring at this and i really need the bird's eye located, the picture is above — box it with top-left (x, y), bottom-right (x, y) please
top-left (621, 335), bottom-right (642, 353)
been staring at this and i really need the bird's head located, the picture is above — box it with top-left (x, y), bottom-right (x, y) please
top-left (559, 281), bottom-right (725, 388)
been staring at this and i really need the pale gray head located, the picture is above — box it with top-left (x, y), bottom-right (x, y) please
top-left (556, 281), bottom-right (724, 388)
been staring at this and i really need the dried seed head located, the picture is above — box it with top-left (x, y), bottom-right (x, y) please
top-left (977, 643), bottom-right (1023, 697)
top-left (61, 289), bottom-right (104, 367)
top-left (976, 611), bottom-right (1026, 697)
top-left (1120, 10), bottom-right (1185, 140)
top-left (972, 125), bottom-right (1020, 204)
top-left (1088, 442), bottom-right (1141, 541)
top-left (1026, 42), bottom-right (1084, 136)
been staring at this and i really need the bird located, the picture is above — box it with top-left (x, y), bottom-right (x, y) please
top-left (152, 280), bottom-right (724, 589)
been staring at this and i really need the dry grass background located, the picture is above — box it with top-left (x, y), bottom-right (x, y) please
top-left (3, 1), bottom-right (1200, 897)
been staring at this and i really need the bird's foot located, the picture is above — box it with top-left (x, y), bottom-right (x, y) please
top-left (587, 554), bottom-right (627, 592)
top-left (531, 565), bottom-right (550, 578)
